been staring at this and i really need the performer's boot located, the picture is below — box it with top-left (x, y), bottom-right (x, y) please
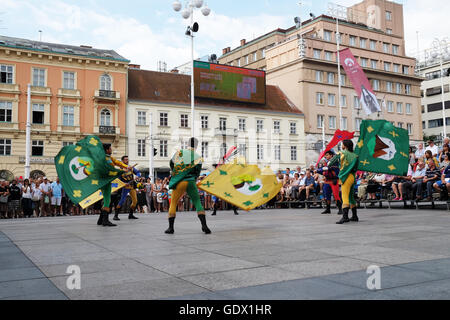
top-left (165, 217), bottom-right (175, 234)
top-left (212, 204), bottom-right (217, 216)
top-left (336, 200), bottom-right (343, 215)
top-left (198, 213), bottom-right (211, 234)
top-left (336, 207), bottom-right (350, 224)
top-left (321, 202), bottom-right (331, 214)
top-left (350, 207), bottom-right (359, 222)
top-left (233, 207), bottom-right (239, 215)
top-left (113, 208), bottom-right (120, 221)
top-left (102, 208), bottom-right (117, 227)
top-left (128, 207), bottom-right (138, 220)
top-left (97, 212), bottom-right (103, 225)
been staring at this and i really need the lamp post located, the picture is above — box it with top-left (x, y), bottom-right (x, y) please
top-left (431, 38), bottom-right (450, 139)
top-left (173, 0), bottom-right (211, 138)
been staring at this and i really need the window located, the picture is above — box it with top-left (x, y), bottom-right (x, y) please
top-left (341, 117), bottom-right (348, 130)
top-left (180, 114), bottom-right (189, 128)
top-left (383, 43), bottom-right (389, 53)
top-left (32, 140), bottom-right (44, 156)
top-left (355, 118), bottom-right (362, 131)
top-left (328, 93), bottom-right (336, 106)
top-left (360, 38), bottom-right (367, 48)
top-left (386, 81), bottom-right (393, 92)
top-left (0, 101), bottom-right (12, 122)
top-left (100, 109), bottom-right (111, 126)
top-left (313, 49), bottom-right (321, 59)
top-left (63, 71), bottom-right (75, 89)
top-left (317, 115), bottom-right (324, 128)
top-left (160, 112), bottom-right (168, 126)
top-left (316, 92), bottom-right (324, 105)
top-left (398, 122), bottom-right (403, 129)
top-left (201, 141), bottom-right (208, 158)
top-left (239, 118), bottom-right (246, 131)
top-left (181, 141), bottom-right (189, 150)
top-left (386, 29), bottom-right (392, 35)
top-left (371, 60), bottom-right (377, 69)
top-left (256, 119), bottom-right (264, 132)
top-left (0, 64), bottom-right (13, 84)
top-left (340, 95), bottom-right (347, 107)
top-left (407, 123), bottom-right (413, 135)
top-left (327, 72), bottom-right (334, 84)
top-left (32, 68), bottom-right (45, 87)
top-left (32, 104), bottom-right (45, 124)
top-left (160, 140), bottom-right (168, 158)
top-left (325, 51), bottom-right (333, 61)
top-left (253, 52), bottom-right (257, 62)
top-left (63, 106), bottom-right (74, 126)
top-left (354, 96), bottom-right (360, 109)
top-left (361, 58), bottom-right (368, 67)
top-left (324, 30), bottom-right (332, 41)
top-left (219, 117), bottom-right (227, 131)
top-left (403, 66), bottom-right (409, 75)
top-left (384, 62), bottom-right (391, 71)
top-left (396, 83), bottom-right (402, 94)
top-left (370, 40), bottom-right (376, 50)
top-left (239, 144), bottom-right (247, 157)
top-left (406, 103), bottom-right (412, 114)
top-left (372, 79), bottom-right (380, 91)
top-left (257, 145), bottom-right (264, 160)
top-left (349, 36), bottom-right (356, 46)
top-left (261, 48), bottom-right (266, 58)
top-left (387, 101), bottom-right (394, 112)
top-left (340, 74), bottom-right (346, 86)
top-left (405, 84), bottom-right (411, 95)
top-left (290, 122), bottom-right (297, 134)
top-left (315, 70), bottom-right (323, 82)
top-left (386, 11), bottom-right (392, 21)
top-left (291, 146), bottom-right (297, 161)
top-left (137, 139), bottom-right (146, 157)
top-left (237, 59), bottom-right (241, 67)
top-left (397, 102), bottom-right (403, 114)
top-left (274, 145), bottom-right (281, 161)
top-left (392, 45), bottom-right (399, 55)
top-left (429, 119), bottom-right (443, 128)
top-left (393, 64), bottom-right (400, 73)
top-left (100, 74), bottom-right (111, 91)
top-left (137, 111), bottom-right (146, 126)
top-left (201, 115), bottom-right (208, 129)
top-left (329, 116), bottom-right (336, 129)
top-left (0, 139), bottom-right (11, 156)
top-left (273, 120), bottom-right (280, 133)
top-left (62, 141), bottom-right (73, 147)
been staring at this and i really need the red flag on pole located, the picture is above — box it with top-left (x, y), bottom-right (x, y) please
top-left (339, 48), bottom-right (381, 115)
top-left (316, 130), bottom-right (355, 167)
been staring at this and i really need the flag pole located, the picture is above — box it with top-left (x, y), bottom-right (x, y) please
top-left (25, 84), bottom-right (32, 179)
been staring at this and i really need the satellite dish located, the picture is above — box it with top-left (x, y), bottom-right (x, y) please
top-left (210, 54), bottom-right (217, 62)
top-left (310, 13), bottom-right (316, 19)
top-left (294, 16), bottom-right (301, 28)
top-left (194, 0), bottom-right (203, 8)
top-left (172, 0), bottom-right (182, 12)
top-left (181, 8), bottom-right (191, 19)
top-left (201, 4), bottom-right (211, 16)
top-left (192, 22), bottom-right (199, 32)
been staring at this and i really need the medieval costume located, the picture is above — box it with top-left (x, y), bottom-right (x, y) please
top-left (317, 151), bottom-right (342, 215)
top-left (114, 166), bottom-right (141, 220)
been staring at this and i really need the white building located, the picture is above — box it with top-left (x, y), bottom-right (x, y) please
top-left (126, 69), bottom-right (306, 178)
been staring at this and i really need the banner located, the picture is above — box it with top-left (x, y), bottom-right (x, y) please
top-left (78, 178), bottom-right (126, 209)
top-left (339, 48), bottom-right (381, 115)
top-left (355, 120), bottom-right (410, 176)
top-left (316, 130), bottom-right (355, 166)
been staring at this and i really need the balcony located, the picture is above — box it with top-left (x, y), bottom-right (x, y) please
top-left (99, 126), bottom-right (116, 135)
top-left (94, 90), bottom-right (120, 101)
top-left (215, 128), bottom-right (238, 137)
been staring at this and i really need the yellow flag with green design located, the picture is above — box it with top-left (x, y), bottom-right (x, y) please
top-left (198, 160), bottom-right (282, 211)
top-left (355, 120), bottom-right (410, 176)
top-left (54, 135), bottom-right (124, 205)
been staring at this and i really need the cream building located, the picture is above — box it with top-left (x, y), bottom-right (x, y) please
top-left (220, 0), bottom-right (423, 164)
top-left (126, 68), bottom-right (305, 177)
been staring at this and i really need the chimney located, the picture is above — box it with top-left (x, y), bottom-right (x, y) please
top-left (227, 47), bottom-right (231, 53)
top-left (129, 64), bottom-right (141, 69)
top-left (222, 48), bottom-right (228, 55)
top-left (240, 39), bottom-right (246, 46)
top-left (170, 68), bottom-right (179, 74)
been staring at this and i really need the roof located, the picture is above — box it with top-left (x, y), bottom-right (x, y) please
top-left (0, 35), bottom-right (129, 62)
top-left (128, 69), bottom-right (303, 116)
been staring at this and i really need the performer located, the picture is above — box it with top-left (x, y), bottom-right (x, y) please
top-left (328, 140), bottom-right (359, 224)
top-left (165, 137), bottom-right (211, 235)
top-left (114, 155), bottom-right (141, 221)
top-left (317, 150), bottom-right (343, 215)
top-left (97, 144), bottom-right (130, 227)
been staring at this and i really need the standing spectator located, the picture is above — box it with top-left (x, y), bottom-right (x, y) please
top-left (51, 177), bottom-right (63, 216)
top-left (145, 178), bottom-right (154, 213)
top-left (423, 159), bottom-right (440, 201)
top-left (415, 143), bottom-right (425, 161)
top-left (31, 179), bottom-right (42, 217)
top-left (153, 178), bottom-right (162, 213)
top-left (156, 188), bottom-right (164, 212)
top-left (39, 177), bottom-right (52, 217)
top-left (21, 179), bottom-right (33, 218)
top-left (0, 180), bottom-right (8, 219)
top-left (7, 179), bottom-right (22, 219)
top-left (137, 180), bottom-right (147, 213)
top-left (426, 140), bottom-right (439, 158)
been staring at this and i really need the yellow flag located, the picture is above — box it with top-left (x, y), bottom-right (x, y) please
top-left (198, 161), bottom-right (281, 211)
top-left (78, 178), bottom-right (126, 209)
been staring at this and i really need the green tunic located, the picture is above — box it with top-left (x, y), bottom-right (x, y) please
top-left (328, 150), bottom-right (358, 184)
top-left (169, 149), bottom-right (202, 190)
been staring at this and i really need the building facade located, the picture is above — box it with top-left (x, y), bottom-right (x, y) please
top-left (127, 69), bottom-right (305, 177)
top-left (219, 0), bottom-right (423, 164)
top-left (0, 35), bottom-right (129, 181)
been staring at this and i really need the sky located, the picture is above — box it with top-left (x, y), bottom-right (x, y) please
top-left (0, 0), bottom-right (448, 70)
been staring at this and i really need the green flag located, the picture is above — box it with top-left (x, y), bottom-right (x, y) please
top-left (355, 120), bottom-right (409, 176)
top-left (54, 135), bottom-right (123, 204)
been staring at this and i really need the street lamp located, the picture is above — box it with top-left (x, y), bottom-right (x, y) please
top-left (172, 0), bottom-right (211, 138)
top-left (431, 37), bottom-right (450, 139)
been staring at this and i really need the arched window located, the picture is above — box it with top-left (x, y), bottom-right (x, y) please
top-left (100, 109), bottom-right (111, 126)
top-left (30, 170), bottom-right (45, 180)
top-left (100, 74), bottom-right (112, 91)
top-left (0, 169), bottom-right (14, 182)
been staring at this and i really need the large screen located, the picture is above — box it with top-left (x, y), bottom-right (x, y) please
top-left (194, 61), bottom-right (266, 104)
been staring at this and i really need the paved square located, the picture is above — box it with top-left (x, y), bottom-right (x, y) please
top-left (1, 206), bottom-right (450, 300)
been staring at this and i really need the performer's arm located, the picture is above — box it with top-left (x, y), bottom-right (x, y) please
top-left (110, 156), bottom-right (128, 170)
top-left (133, 167), bottom-right (141, 178)
top-left (327, 154), bottom-right (340, 167)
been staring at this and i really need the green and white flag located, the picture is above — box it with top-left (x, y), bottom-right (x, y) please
top-left (355, 120), bottom-right (410, 176)
top-left (54, 135), bottom-right (123, 204)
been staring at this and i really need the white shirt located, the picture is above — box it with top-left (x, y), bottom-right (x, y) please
top-left (415, 148), bottom-right (425, 159)
top-left (40, 182), bottom-right (51, 194)
top-left (22, 186), bottom-right (32, 199)
top-left (32, 186), bottom-right (42, 199)
top-left (426, 145), bottom-right (439, 157)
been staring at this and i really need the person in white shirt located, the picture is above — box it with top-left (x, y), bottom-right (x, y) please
top-left (39, 177), bottom-right (52, 217)
top-left (21, 179), bottom-right (33, 218)
top-left (415, 143), bottom-right (425, 161)
top-left (425, 140), bottom-right (439, 158)
top-left (31, 180), bottom-right (42, 217)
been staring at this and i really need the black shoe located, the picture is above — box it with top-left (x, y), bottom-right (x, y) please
top-left (113, 214), bottom-right (120, 221)
top-left (321, 204), bottom-right (331, 214)
top-left (128, 209), bottom-right (139, 220)
top-left (97, 213), bottom-right (103, 225)
top-left (336, 200), bottom-right (343, 215)
top-left (102, 210), bottom-right (117, 227)
top-left (350, 207), bottom-right (359, 222)
top-left (211, 211), bottom-right (216, 216)
top-left (234, 209), bottom-right (239, 215)
top-left (165, 217), bottom-right (175, 234)
top-left (198, 214), bottom-right (211, 234)
top-left (336, 208), bottom-right (350, 224)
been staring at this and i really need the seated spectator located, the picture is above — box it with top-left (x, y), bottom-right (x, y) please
top-left (438, 144), bottom-right (450, 163)
top-left (381, 174), bottom-right (395, 198)
top-left (409, 146), bottom-right (416, 166)
top-left (402, 160), bottom-right (426, 200)
top-left (423, 159), bottom-right (440, 201)
top-left (288, 173), bottom-right (301, 200)
top-left (299, 169), bottom-right (316, 201)
top-left (433, 163), bottom-right (450, 200)
top-left (426, 139), bottom-right (439, 158)
top-left (424, 150), bottom-right (439, 169)
top-left (357, 172), bottom-right (370, 201)
top-left (415, 143), bottom-right (425, 162)
top-left (440, 153), bottom-right (450, 170)
top-left (367, 173), bottom-right (385, 201)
